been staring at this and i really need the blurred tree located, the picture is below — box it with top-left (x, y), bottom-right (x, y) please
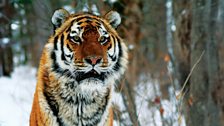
top-left (173, 0), bottom-right (191, 89)
top-left (0, 0), bottom-right (15, 76)
top-left (187, 0), bottom-right (222, 125)
top-left (112, 0), bottom-right (169, 125)
top-left (28, 0), bottom-right (53, 66)
top-left (116, 0), bottom-right (142, 125)
top-left (172, 1), bottom-right (192, 124)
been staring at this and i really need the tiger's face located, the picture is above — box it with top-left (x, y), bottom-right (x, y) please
top-left (48, 9), bottom-right (128, 85)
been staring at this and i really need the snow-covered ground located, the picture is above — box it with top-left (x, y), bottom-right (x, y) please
top-left (0, 66), bottom-right (36, 126)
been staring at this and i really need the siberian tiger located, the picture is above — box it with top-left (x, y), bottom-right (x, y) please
top-left (30, 8), bottom-right (128, 126)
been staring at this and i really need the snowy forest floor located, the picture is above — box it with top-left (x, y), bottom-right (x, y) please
top-left (0, 66), bottom-right (36, 126)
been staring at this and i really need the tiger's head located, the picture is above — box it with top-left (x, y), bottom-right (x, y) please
top-left (47, 9), bottom-right (128, 85)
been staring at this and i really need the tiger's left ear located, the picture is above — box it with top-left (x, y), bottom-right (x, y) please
top-left (51, 8), bottom-right (70, 30)
top-left (104, 11), bottom-right (121, 29)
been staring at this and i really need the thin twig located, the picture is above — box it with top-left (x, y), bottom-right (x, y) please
top-left (136, 92), bottom-right (146, 125)
top-left (177, 50), bottom-right (205, 98)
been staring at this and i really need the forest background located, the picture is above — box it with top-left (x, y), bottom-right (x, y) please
top-left (0, 0), bottom-right (224, 126)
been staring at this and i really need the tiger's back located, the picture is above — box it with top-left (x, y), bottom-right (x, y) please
top-left (30, 9), bottom-right (128, 126)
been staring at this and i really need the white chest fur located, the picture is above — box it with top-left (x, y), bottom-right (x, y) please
top-left (43, 78), bottom-right (112, 126)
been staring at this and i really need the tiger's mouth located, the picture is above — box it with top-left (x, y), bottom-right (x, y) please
top-left (75, 69), bottom-right (106, 82)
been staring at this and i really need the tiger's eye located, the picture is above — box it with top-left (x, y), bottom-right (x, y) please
top-left (73, 35), bottom-right (81, 42)
top-left (99, 36), bottom-right (107, 44)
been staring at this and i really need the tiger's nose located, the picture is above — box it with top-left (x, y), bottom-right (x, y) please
top-left (84, 56), bottom-right (102, 65)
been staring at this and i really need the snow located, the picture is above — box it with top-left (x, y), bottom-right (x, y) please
top-left (1, 38), bottom-right (10, 45)
top-left (112, 91), bottom-right (132, 126)
top-left (135, 78), bottom-right (162, 126)
top-left (0, 66), bottom-right (36, 126)
top-left (133, 75), bottom-right (186, 126)
top-left (11, 23), bottom-right (20, 30)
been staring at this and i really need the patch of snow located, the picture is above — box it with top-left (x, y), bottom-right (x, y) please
top-left (11, 22), bottom-right (19, 30)
top-left (135, 78), bottom-right (162, 126)
top-left (166, 1), bottom-right (172, 8)
top-left (1, 38), bottom-right (10, 45)
top-left (0, 66), bottom-right (36, 126)
top-left (171, 25), bottom-right (176, 32)
top-left (104, 0), bottom-right (117, 4)
top-left (63, 5), bottom-right (75, 13)
top-left (112, 91), bottom-right (126, 111)
top-left (92, 4), bottom-right (100, 16)
top-left (112, 91), bottom-right (132, 126)
top-left (128, 44), bottom-right (135, 50)
top-left (82, 3), bottom-right (89, 12)
top-left (134, 75), bottom-right (186, 126)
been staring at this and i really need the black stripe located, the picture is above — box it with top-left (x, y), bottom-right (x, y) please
top-left (70, 54), bottom-right (74, 61)
top-left (77, 21), bottom-right (83, 25)
top-left (75, 16), bottom-right (103, 25)
top-left (96, 25), bottom-right (101, 29)
top-left (109, 55), bottom-right (116, 61)
top-left (117, 39), bottom-right (123, 57)
top-left (65, 54), bottom-right (71, 58)
top-left (75, 96), bottom-right (79, 104)
top-left (77, 27), bottom-right (81, 31)
top-left (107, 43), bottom-right (112, 50)
top-left (51, 51), bottom-right (56, 61)
top-left (85, 19), bottom-right (92, 24)
top-left (75, 16), bottom-right (93, 22)
top-left (80, 101), bottom-right (84, 125)
top-left (113, 61), bottom-right (121, 71)
top-left (43, 83), bottom-right (64, 126)
top-left (59, 82), bottom-right (77, 104)
top-left (109, 36), bottom-right (117, 61)
top-left (54, 36), bottom-right (58, 50)
top-left (80, 26), bottom-right (84, 29)
top-left (51, 51), bottom-right (72, 78)
top-left (103, 31), bottom-right (107, 35)
top-left (75, 71), bottom-right (106, 83)
top-left (67, 34), bottom-right (72, 41)
top-left (65, 20), bottom-right (75, 33)
top-left (70, 30), bottom-right (77, 34)
top-left (81, 90), bottom-right (110, 125)
top-left (64, 61), bottom-right (69, 65)
top-left (51, 52), bottom-right (61, 73)
top-left (60, 34), bottom-right (66, 61)
top-left (113, 38), bottom-right (122, 72)
top-left (77, 97), bottom-right (81, 125)
top-left (77, 19), bottom-right (94, 26)
top-left (66, 44), bottom-right (72, 52)
top-left (95, 21), bottom-right (101, 26)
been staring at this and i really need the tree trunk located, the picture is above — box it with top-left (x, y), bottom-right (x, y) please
top-left (0, 0), bottom-right (15, 76)
top-left (172, 0), bottom-right (191, 89)
top-left (188, 0), bottom-right (221, 125)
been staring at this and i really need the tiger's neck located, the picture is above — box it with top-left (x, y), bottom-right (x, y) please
top-left (41, 70), bottom-right (113, 126)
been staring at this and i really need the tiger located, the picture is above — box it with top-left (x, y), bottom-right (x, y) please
top-left (30, 8), bottom-right (128, 126)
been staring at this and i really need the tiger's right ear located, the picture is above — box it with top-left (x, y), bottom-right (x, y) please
top-left (104, 11), bottom-right (121, 29)
top-left (51, 9), bottom-right (70, 30)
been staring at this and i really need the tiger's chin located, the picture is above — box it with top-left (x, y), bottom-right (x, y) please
top-left (75, 69), bottom-right (107, 84)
